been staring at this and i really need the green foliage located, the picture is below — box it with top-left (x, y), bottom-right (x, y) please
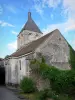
top-left (22, 91), bottom-right (74, 100)
top-left (51, 70), bottom-right (75, 95)
top-left (36, 91), bottom-right (47, 100)
top-left (41, 56), bottom-right (45, 63)
top-left (35, 89), bottom-right (59, 100)
top-left (30, 59), bottom-right (37, 64)
top-left (30, 59), bottom-right (40, 73)
top-left (35, 88), bottom-right (75, 100)
top-left (5, 55), bottom-right (9, 59)
top-left (20, 77), bottom-right (36, 93)
top-left (39, 62), bottom-right (60, 80)
top-left (43, 89), bottom-right (58, 100)
top-left (57, 94), bottom-right (74, 100)
top-left (30, 58), bottom-right (75, 95)
top-left (39, 63), bottom-right (75, 95)
top-left (69, 45), bottom-right (75, 69)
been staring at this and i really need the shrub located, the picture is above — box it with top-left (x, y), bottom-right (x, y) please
top-left (51, 69), bottom-right (75, 95)
top-left (20, 77), bottom-right (36, 93)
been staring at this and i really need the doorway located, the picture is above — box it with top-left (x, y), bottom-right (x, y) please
top-left (0, 67), bottom-right (5, 85)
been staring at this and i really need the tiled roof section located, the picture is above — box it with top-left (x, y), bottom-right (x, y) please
top-left (20, 12), bottom-right (42, 34)
top-left (10, 29), bottom-right (58, 57)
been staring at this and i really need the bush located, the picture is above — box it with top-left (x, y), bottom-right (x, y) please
top-left (20, 77), bottom-right (36, 93)
top-left (53, 70), bottom-right (75, 95)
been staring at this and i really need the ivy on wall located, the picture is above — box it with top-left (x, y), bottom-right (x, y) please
top-left (68, 44), bottom-right (75, 69)
top-left (30, 57), bottom-right (75, 95)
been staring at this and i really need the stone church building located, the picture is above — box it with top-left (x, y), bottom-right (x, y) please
top-left (4, 12), bottom-right (71, 85)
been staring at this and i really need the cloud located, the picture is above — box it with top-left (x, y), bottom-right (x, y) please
top-left (8, 40), bottom-right (17, 52)
top-left (64, 18), bottom-right (75, 32)
top-left (51, 14), bottom-right (54, 20)
top-left (33, 0), bottom-right (61, 17)
top-left (42, 23), bottom-right (62, 34)
top-left (43, 0), bottom-right (61, 8)
top-left (33, 0), bottom-right (44, 16)
top-left (42, 17), bottom-right (75, 50)
top-left (63, 0), bottom-right (75, 12)
top-left (0, 5), bottom-right (3, 15)
top-left (72, 40), bottom-right (75, 45)
top-left (12, 31), bottom-right (18, 35)
top-left (0, 20), bottom-right (15, 27)
top-left (65, 25), bottom-right (75, 32)
top-left (71, 38), bottom-right (75, 50)
top-left (42, 18), bottom-right (75, 34)
top-left (33, 0), bottom-right (75, 20)
top-left (34, 4), bottom-right (43, 16)
top-left (4, 4), bottom-right (16, 13)
top-left (62, 0), bottom-right (75, 18)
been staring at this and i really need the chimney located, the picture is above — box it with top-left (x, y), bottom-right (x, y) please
top-left (28, 12), bottom-right (31, 20)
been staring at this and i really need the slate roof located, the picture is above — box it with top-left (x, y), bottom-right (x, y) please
top-left (10, 29), bottom-right (58, 57)
top-left (20, 12), bottom-right (42, 34)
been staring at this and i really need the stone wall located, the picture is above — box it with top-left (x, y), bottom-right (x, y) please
top-left (35, 30), bottom-right (70, 70)
top-left (17, 30), bottom-right (42, 49)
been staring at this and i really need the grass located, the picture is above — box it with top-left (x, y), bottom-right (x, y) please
top-left (19, 91), bottom-right (75, 100)
top-left (19, 92), bottom-right (38, 100)
top-left (57, 94), bottom-right (75, 100)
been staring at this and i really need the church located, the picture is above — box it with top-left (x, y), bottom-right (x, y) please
top-left (4, 12), bottom-right (71, 85)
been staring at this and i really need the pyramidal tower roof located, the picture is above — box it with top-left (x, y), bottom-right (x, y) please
top-left (20, 12), bottom-right (42, 33)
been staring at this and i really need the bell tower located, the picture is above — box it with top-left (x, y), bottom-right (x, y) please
top-left (17, 12), bottom-right (43, 49)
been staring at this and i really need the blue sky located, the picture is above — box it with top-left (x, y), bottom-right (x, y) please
top-left (0, 0), bottom-right (75, 58)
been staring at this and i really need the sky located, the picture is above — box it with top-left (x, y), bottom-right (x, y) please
top-left (0, 0), bottom-right (75, 58)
